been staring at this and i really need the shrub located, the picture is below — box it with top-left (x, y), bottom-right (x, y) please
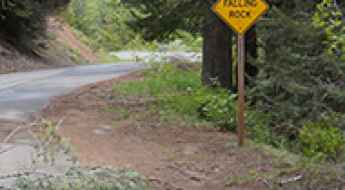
top-left (299, 115), bottom-right (345, 159)
top-left (198, 92), bottom-right (237, 131)
top-left (313, 0), bottom-right (345, 62)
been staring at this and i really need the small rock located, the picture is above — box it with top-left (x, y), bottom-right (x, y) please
top-left (92, 125), bottom-right (113, 136)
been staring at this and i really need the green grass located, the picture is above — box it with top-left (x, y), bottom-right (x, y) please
top-left (114, 63), bottom-right (207, 119)
top-left (113, 62), bottom-right (263, 132)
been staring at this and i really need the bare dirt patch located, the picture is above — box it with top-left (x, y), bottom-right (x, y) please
top-left (41, 73), bottom-right (286, 190)
top-left (49, 18), bottom-right (98, 63)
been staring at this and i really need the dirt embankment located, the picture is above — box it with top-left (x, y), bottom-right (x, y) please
top-left (49, 17), bottom-right (97, 63)
top-left (0, 18), bottom-right (97, 74)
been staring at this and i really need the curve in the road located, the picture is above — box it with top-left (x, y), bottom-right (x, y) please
top-left (0, 63), bottom-right (144, 121)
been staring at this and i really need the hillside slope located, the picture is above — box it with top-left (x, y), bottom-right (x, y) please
top-left (0, 18), bottom-right (97, 74)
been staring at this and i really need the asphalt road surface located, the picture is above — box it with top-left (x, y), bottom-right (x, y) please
top-left (0, 52), bottom-right (198, 179)
top-left (0, 63), bottom-right (143, 121)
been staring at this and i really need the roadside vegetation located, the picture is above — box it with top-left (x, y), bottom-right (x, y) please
top-left (14, 167), bottom-right (150, 190)
top-left (113, 60), bottom-right (344, 158)
top-left (62, 0), bottom-right (202, 54)
top-left (107, 2), bottom-right (345, 185)
top-left (113, 0), bottom-right (345, 159)
top-left (111, 60), bottom-right (345, 189)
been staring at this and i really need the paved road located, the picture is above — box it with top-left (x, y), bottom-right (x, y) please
top-left (0, 63), bottom-right (143, 181)
top-left (110, 51), bottom-right (201, 63)
top-left (0, 63), bottom-right (143, 121)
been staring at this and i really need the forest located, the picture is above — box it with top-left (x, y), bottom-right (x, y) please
top-left (0, 0), bottom-right (345, 189)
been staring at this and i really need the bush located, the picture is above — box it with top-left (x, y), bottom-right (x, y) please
top-left (198, 93), bottom-right (237, 131)
top-left (299, 115), bottom-right (345, 159)
top-left (313, 0), bottom-right (345, 62)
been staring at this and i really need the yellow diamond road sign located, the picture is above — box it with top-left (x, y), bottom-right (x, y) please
top-left (212, 0), bottom-right (269, 35)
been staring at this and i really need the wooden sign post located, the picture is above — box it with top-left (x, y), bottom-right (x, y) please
top-left (237, 35), bottom-right (246, 146)
top-left (212, 0), bottom-right (269, 146)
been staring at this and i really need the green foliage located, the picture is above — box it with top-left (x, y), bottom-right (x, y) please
top-left (115, 63), bottom-right (203, 118)
top-left (119, 64), bottom-right (238, 129)
top-left (299, 115), bottom-right (345, 159)
top-left (167, 30), bottom-right (203, 52)
top-left (34, 119), bottom-right (72, 165)
top-left (252, 4), bottom-right (345, 139)
top-left (115, 63), bottom-right (277, 138)
top-left (97, 49), bottom-right (121, 63)
top-left (114, 62), bottom-right (238, 128)
top-left (121, 0), bottom-right (345, 158)
top-left (63, 0), bottom-right (138, 51)
top-left (314, 0), bottom-right (345, 62)
top-left (63, 0), bottom-right (202, 52)
top-left (198, 93), bottom-right (237, 131)
top-left (122, 0), bottom-right (206, 41)
top-left (117, 64), bottom-right (201, 96)
top-left (15, 167), bottom-right (151, 190)
top-left (246, 111), bottom-right (284, 146)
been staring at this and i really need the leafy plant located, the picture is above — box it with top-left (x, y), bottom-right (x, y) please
top-left (114, 62), bottom-right (241, 131)
top-left (299, 115), bottom-right (345, 159)
top-left (313, 0), bottom-right (345, 62)
top-left (34, 119), bottom-right (73, 165)
top-left (198, 92), bottom-right (237, 131)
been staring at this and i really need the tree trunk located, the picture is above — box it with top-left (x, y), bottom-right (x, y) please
top-left (202, 9), bottom-right (233, 89)
top-left (245, 26), bottom-right (259, 86)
